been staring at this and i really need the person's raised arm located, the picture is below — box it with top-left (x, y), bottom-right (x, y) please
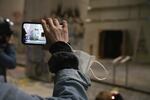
top-left (41, 18), bottom-right (91, 100)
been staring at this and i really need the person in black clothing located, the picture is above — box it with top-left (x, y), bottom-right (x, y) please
top-left (0, 17), bottom-right (16, 82)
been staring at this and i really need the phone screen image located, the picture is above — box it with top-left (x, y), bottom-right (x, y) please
top-left (22, 23), bottom-right (46, 45)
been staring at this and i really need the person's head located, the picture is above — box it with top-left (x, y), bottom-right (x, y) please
top-left (0, 17), bottom-right (14, 44)
top-left (95, 90), bottom-right (124, 100)
top-left (95, 91), bottom-right (112, 100)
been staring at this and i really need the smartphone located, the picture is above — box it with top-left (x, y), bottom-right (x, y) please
top-left (22, 22), bottom-right (46, 45)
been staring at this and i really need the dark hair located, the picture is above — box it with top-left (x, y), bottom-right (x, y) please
top-left (95, 91), bottom-right (124, 100)
top-left (111, 93), bottom-right (124, 100)
top-left (0, 17), bottom-right (14, 37)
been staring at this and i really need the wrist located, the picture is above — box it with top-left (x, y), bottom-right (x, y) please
top-left (48, 52), bottom-right (79, 73)
top-left (49, 41), bottom-right (72, 54)
top-left (48, 41), bottom-right (79, 73)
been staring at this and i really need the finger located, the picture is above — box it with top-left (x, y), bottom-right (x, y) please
top-left (47, 18), bottom-right (56, 29)
top-left (62, 20), bottom-right (69, 43)
top-left (62, 20), bottom-right (68, 34)
top-left (62, 20), bottom-right (68, 30)
top-left (41, 19), bottom-right (49, 33)
top-left (41, 19), bottom-right (53, 40)
top-left (53, 18), bottom-right (60, 27)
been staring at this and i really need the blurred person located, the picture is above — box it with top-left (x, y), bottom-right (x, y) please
top-left (95, 91), bottom-right (112, 100)
top-left (95, 90), bottom-right (124, 100)
top-left (0, 18), bottom-right (91, 100)
top-left (0, 17), bottom-right (16, 82)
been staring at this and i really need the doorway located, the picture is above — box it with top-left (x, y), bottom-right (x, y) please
top-left (99, 30), bottom-right (123, 58)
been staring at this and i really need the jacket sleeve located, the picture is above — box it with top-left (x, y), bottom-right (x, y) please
top-left (0, 69), bottom-right (91, 100)
top-left (51, 69), bottom-right (91, 100)
top-left (0, 44), bottom-right (16, 69)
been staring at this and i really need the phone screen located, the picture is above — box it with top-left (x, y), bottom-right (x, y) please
top-left (22, 22), bottom-right (46, 45)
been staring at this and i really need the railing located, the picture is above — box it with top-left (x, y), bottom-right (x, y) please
top-left (91, 56), bottom-right (150, 95)
top-left (112, 56), bottom-right (131, 86)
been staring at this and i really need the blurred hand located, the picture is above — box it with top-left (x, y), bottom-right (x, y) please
top-left (41, 18), bottom-right (69, 45)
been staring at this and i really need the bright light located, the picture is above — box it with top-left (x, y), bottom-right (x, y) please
top-left (10, 21), bottom-right (14, 26)
top-left (6, 18), bottom-right (10, 22)
top-left (111, 96), bottom-right (115, 100)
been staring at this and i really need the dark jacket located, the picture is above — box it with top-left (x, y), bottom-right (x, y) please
top-left (0, 44), bottom-right (16, 81)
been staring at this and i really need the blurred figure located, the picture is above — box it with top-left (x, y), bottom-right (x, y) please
top-left (95, 90), bottom-right (124, 100)
top-left (0, 17), bottom-right (16, 82)
top-left (95, 91), bottom-right (112, 100)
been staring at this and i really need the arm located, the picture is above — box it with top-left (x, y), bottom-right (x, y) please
top-left (0, 69), bottom-right (90, 100)
top-left (52, 69), bottom-right (90, 100)
top-left (0, 44), bottom-right (16, 69)
top-left (43, 18), bottom-right (91, 99)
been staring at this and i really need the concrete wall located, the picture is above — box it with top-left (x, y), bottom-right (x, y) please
top-left (84, 0), bottom-right (150, 62)
top-left (24, 0), bottom-right (89, 20)
top-left (59, 0), bottom-right (89, 20)
top-left (90, 0), bottom-right (144, 8)
top-left (24, 0), bottom-right (56, 20)
top-left (0, 0), bottom-right (24, 18)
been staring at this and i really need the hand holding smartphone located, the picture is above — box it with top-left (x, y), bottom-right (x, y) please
top-left (22, 22), bottom-right (46, 45)
top-left (22, 18), bottom-right (69, 45)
